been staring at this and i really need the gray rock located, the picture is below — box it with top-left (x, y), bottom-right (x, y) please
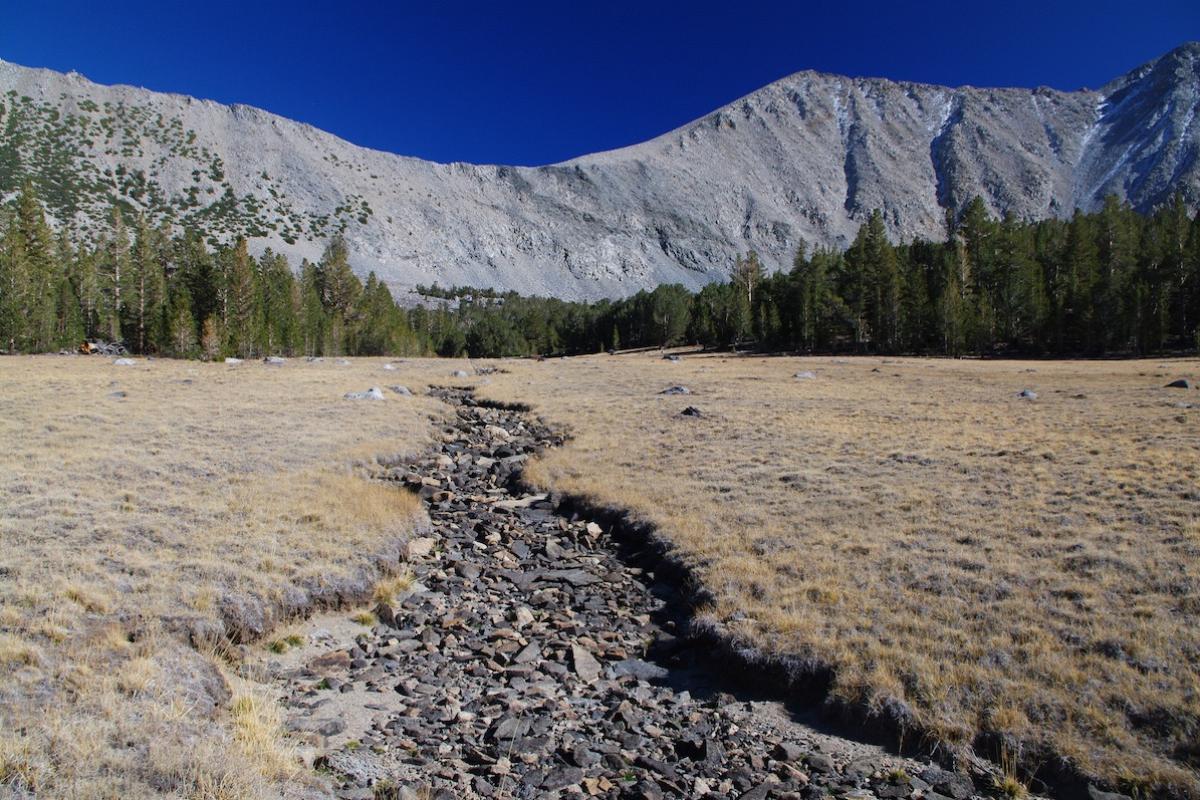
top-left (571, 644), bottom-right (602, 683)
top-left (1017, 388), bottom-right (1038, 400)
top-left (773, 742), bottom-right (805, 762)
top-left (660, 385), bottom-right (691, 395)
top-left (805, 753), bottom-right (835, 774)
top-left (540, 766), bottom-right (583, 791)
top-left (611, 658), bottom-right (669, 681)
top-left (1165, 378), bottom-right (1193, 389)
top-left (1088, 784), bottom-right (1133, 800)
top-left (344, 386), bottom-right (385, 400)
top-left (388, 385), bottom-right (413, 396)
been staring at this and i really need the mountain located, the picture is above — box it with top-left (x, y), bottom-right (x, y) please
top-left (1, 45), bottom-right (1198, 300)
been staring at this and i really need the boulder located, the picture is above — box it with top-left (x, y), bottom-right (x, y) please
top-left (452, 369), bottom-right (469, 377)
top-left (223, 357), bottom-right (243, 364)
top-left (263, 356), bottom-right (286, 365)
top-left (571, 644), bottom-right (602, 683)
top-left (794, 370), bottom-right (817, 380)
top-left (1165, 378), bottom-right (1193, 389)
top-left (344, 387), bottom-right (385, 401)
top-left (112, 357), bottom-right (136, 366)
top-left (660, 385), bottom-right (690, 395)
top-left (388, 385), bottom-right (413, 396)
top-left (1017, 388), bottom-right (1038, 400)
top-left (681, 406), bottom-right (702, 417)
top-left (405, 537), bottom-right (436, 560)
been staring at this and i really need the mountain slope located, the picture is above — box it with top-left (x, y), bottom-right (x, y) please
top-left (1, 44), bottom-right (1197, 299)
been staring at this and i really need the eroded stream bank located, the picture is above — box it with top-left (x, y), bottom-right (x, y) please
top-left (262, 387), bottom-right (989, 800)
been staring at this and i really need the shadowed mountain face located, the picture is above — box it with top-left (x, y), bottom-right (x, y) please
top-left (1, 44), bottom-right (1197, 299)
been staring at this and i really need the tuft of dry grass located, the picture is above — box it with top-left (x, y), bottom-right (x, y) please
top-left (0, 354), bottom-right (457, 797)
top-left (373, 568), bottom-right (417, 603)
top-left (482, 352), bottom-right (1200, 797)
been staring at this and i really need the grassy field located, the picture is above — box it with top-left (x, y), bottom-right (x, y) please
top-left (482, 352), bottom-right (1200, 797)
top-left (0, 355), bottom-right (456, 798)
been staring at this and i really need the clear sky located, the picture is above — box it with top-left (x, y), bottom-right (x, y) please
top-left (3, 1), bottom-right (1197, 166)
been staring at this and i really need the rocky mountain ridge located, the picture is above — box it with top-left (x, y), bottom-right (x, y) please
top-left (1, 44), bottom-right (1197, 299)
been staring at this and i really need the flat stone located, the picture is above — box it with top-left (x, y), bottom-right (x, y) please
top-left (405, 537), bottom-right (436, 559)
top-left (571, 643), bottom-right (602, 682)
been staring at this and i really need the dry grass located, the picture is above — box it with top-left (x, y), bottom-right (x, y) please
top-left (0, 354), bottom-right (462, 798)
top-left (482, 352), bottom-right (1200, 797)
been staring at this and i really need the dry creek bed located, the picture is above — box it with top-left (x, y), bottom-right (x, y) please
top-left (255, 387), bottom-right (1045, 800)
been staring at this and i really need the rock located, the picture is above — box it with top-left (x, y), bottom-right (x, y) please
top-left (405, 537), bottom-right (436, 559)
top-left (1088, 784), bottom-right (1133, 800)
top-left (611, 658), bottom-right (668, 681)
top-left (660, 385), bottom-right (691, 395)
top-left (108, 390), bottom-right (126, 399)
top-left (388, 385), bottom-right (413, 396)
top-left (318, 750), bottom-right (387, 785)
top-left (374, 601), bottom-right (395, 626)
top-left (1016, 388), bottom-right (1038, 400)
top-left (263, 356), bottom-right (286, 365)
top-left (663, 354), bottom-right (681, 362)
top-left (309, 650), bottom-right (351, 672)
top-left (344, 387), bottom-right (385, 400)
top-left (805, 753), bottom-right (835, 774)
top-left (451, 369), bottom-right (469, 378)
top-left (918, 768), bottom-right (973, 800)
top-left (794, 371), bottom-right (816, 380)
top-left (681, 406), bottom-right (702, 417)
top-left (572, 644), bottom-right (603, 683)
top-left (223, 357), bottom-right (242, 364)
top-left (541, 766), bottom-right (584, 791)
top-left (513, 606), bottom-right (535, 628)
top-left (1165, 378), bottom-right (1194, 389)
top-left (585, 522), bottom-right (603, 536)
top-left (773, 742), bottom-right (805, 762)
top-left (383, 363), bottom-right (398, 370)
top-left (112, 357), bottom-right (136, 366)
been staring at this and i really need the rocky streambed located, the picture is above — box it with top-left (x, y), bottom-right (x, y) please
top-left (263, 387), bottom-right (992, 800)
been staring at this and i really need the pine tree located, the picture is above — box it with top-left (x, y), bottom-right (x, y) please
top-left (167, 287), bottom-right (196, 357)
top-left (316, 235), bottom-right (362, 354)
top-left (97, 208), bottom-right (131, 343)
top-left (224, 238), bottom-right (258, 357)
top-left (258, 249), bottom-right (297, 355)
top-left (126, 215), bottom-right (168, 353)
top-left (297, 259), bottom-right (327, 357)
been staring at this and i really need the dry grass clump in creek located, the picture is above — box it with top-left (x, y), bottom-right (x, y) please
top-left (0, 355), bottom-right (460, 797)
top-left (482, 353), bottom-right (1200, 797)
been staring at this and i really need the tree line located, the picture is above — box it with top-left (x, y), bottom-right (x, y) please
top-left (0, 183), bottom-right (425, 358)
top-left (414, 195), bottom-right (1200, 358)
top-left (1, 182), bottom-right (1198, 359)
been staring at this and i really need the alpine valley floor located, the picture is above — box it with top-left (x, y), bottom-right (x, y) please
top-left (1, 352), bottom-right (1198, 799)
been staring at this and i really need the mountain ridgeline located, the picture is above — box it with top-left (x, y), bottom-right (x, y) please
top-left (1, 44), bottom-right (1198, 299)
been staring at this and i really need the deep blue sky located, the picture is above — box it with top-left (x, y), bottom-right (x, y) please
top-left (3, 1), bottom-right (1197, 165)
